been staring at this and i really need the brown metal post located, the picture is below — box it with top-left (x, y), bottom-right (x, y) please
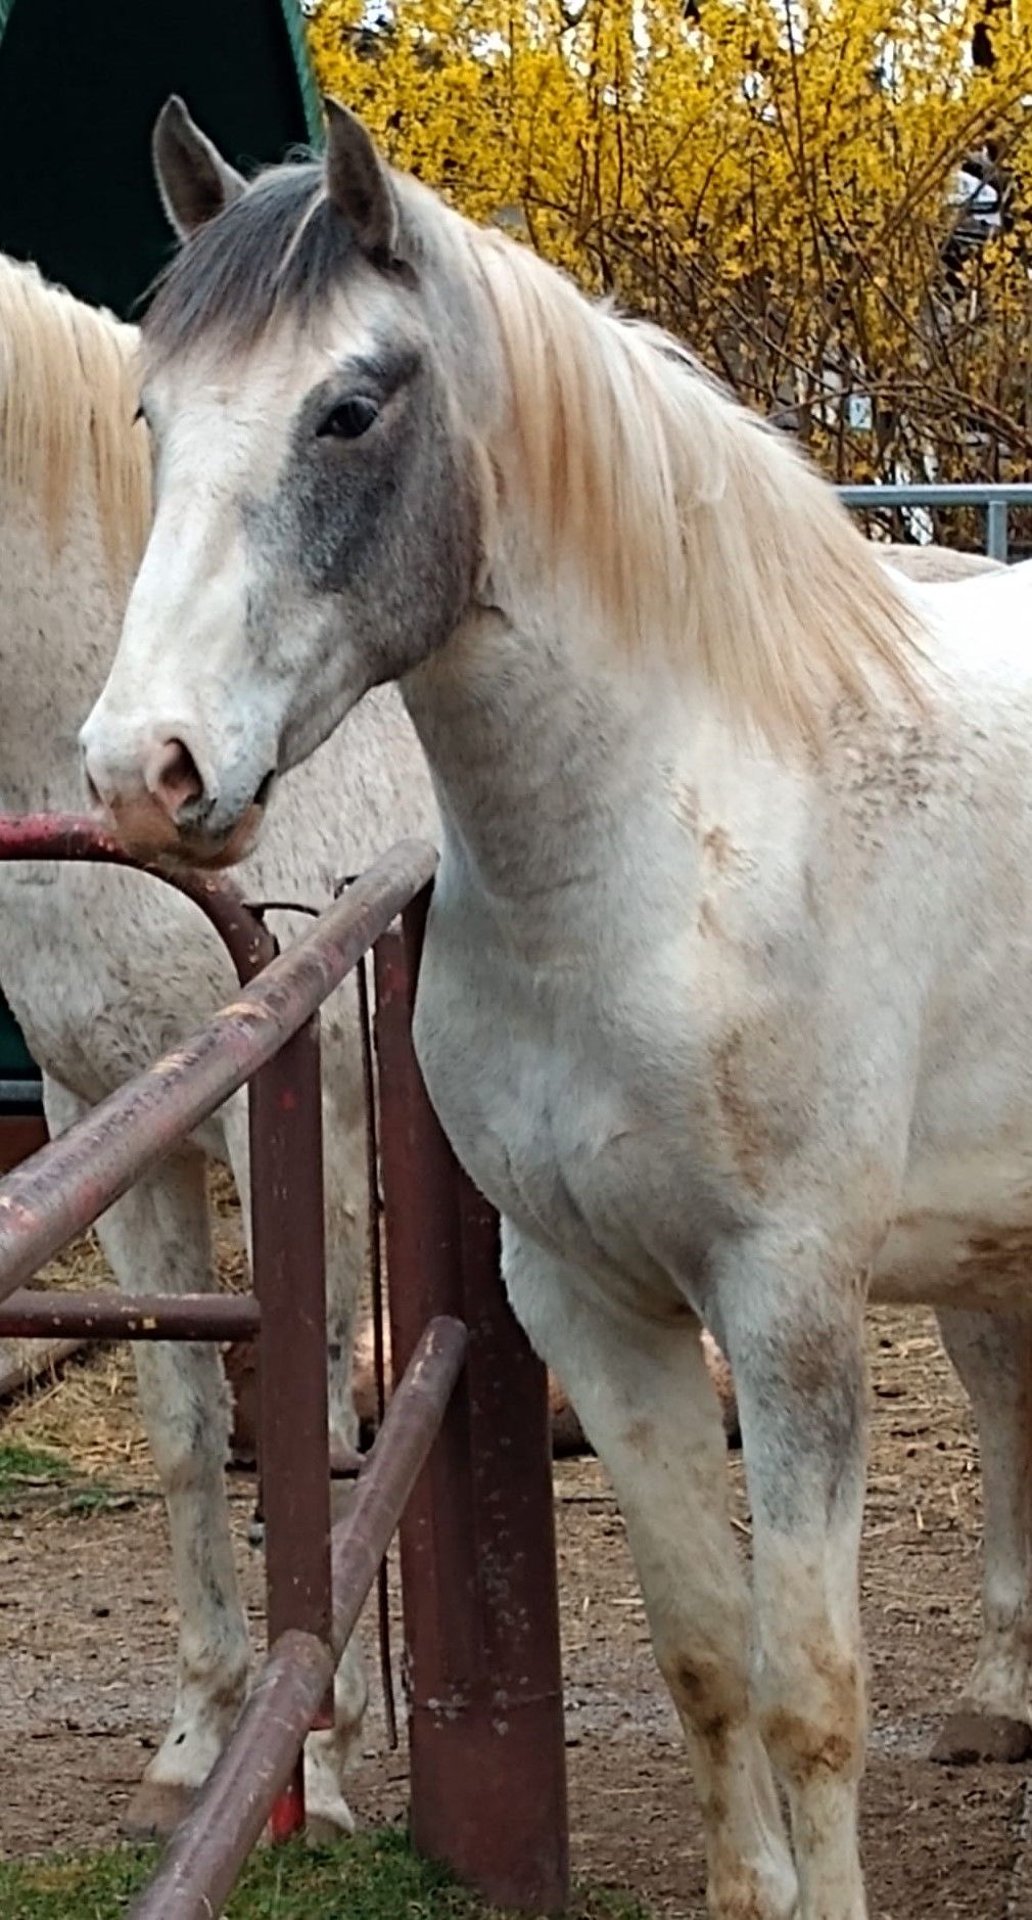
top-left (248, 1015), bottom-right (332, 1839)
top-left (373, 895), bottom-right (569, 1915)
top-left (0, 1114), bottom-right (47, 1174)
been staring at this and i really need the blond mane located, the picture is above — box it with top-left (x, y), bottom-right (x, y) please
top-left (470, 227), bottom-right (925, 744)
top-left (0, 255), bottom-right (150, 582)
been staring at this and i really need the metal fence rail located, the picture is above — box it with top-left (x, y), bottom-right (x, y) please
top-left (0, 1289), bottom-right (261, 1339)
top-left (837, 482), bottom-right (1032, 561)
top-left (0, 809), bottom-right (276, 977)
top-left (0, 818), bottom-right (569, 1917)
top-left (0, 838), bottom-right (433, 1305)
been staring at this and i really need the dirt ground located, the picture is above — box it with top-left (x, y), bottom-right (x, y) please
top-left (0, 1258), bottom-right (1030, 1918)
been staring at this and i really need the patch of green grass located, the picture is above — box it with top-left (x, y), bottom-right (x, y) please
top-left (58, 1484), bottom-right (133, 1516)
top-left (0, 1441), bottom-right (126, 1520)
top-left (0, 1441), bottom-right (70, 1516)
top-left (0, 1830), bottom-right (653, 1920)
top-left (0, 1441), bottom-right (71, 1486)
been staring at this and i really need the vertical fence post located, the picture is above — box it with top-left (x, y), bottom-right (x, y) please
top-left (248, 1015), bottom-right (333, 1838)
top-left (986, 498), bottom-right (1009, 562)
top-left (374, 892), bottom-right (569, 1915)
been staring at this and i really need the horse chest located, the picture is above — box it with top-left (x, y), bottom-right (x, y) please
top-left (412, 891), bottom-right (736, 1296)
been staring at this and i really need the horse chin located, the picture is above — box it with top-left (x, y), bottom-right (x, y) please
top-left (165, 804), bottom-right (267, 872)
top-left (103, 799), bottom-right (266, 873)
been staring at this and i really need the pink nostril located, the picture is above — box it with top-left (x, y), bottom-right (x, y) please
top-left (149, 738), bottom-right (205, 822)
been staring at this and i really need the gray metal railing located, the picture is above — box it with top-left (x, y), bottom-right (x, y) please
top-left (837, 483), bottom-right (1032, 562)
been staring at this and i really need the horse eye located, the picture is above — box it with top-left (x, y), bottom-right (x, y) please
top-left (317, 397), bottom-right (380, 441)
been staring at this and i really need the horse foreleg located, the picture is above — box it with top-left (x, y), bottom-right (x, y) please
top-left (718, 1240), bottom-right (868, 1920)
top-left (45, 1078), bottom-right (251, 1843)
top-left (302, 1094), bottom-right (369, 1838)
top-left (321, 1088), bottom-right (366, 1476)
top-left (932, 1307), bottom-right (1032, 1764)
top-left (503, 1224), bottom-right (797, 1920)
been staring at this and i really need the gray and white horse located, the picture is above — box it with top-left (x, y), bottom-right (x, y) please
top-left (0, 248), bottom-right (746, 1828)
top-left (0, 249), bottom-right (440, 1838)
top-left (82, 99), bottom-right (1032, 1918)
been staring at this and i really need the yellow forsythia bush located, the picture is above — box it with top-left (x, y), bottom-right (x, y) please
top-left (309, 1), bottom-right (1032, 529)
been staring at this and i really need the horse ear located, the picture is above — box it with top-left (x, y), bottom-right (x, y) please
top-left (323, 98), bottom-right (398, 260)
top-left (152, 96), bottom-right (246, 240)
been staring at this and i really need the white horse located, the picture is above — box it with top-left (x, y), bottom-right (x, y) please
top-left (81, 99), bottom-right (1032, 1919)
top-left (0, 249), bottom-right (742, 1839)
top-left (0, 250), bottom-right (441, 1839)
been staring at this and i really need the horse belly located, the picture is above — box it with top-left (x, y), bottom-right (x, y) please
top-left (874, 1149), bottom-right (1032, 1310)
top-left (875, 962), bottom-right (1032, 1309)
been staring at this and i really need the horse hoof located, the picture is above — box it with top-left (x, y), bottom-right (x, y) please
top-left (121, 1778), bottom-right (197, 1840)
top-left (304, 1802), bottom-right (356, 1844)
top-left (931, 1710), bottom-right (1032, 1765)
top-left (329, 1439), bottom-right (365, 1478)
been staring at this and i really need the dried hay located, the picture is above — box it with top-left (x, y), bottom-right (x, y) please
top-left (0, 1172), bottom-right (250, 1484)
top-left (0, 1232), bottom-right (149, 1482)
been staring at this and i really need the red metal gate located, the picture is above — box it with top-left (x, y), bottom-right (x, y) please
top-left (0, 815), bottom-right (568, 1917)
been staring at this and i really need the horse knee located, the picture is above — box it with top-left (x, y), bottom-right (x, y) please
top-left (757, 1636), bottom-right (865, 1790)
top-left (653, 1596), bottom-right (752, 1742)
top-left (665, 1646), bottom-right (747, 1739)
top-left (133, 1345), bottom-right (231, 1490)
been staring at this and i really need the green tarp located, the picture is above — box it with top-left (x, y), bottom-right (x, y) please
top-left (0, 0), bottom-right (321, 1093)
top-left (0, 0), bottom-right (320, 316)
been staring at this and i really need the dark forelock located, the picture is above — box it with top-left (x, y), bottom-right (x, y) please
top-left (144, 163), bottom-right (364, 361)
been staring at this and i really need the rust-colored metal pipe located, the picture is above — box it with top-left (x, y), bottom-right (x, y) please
top-left (0, 809), bottom-right (275, 1386)
top-left (0, 1290), bottom-right (260, 1340)
top-left (374, 905), bottom-right (570, 1915)
top-left (329, 1316), bottom-right (468, 1658)
top-left (128, 1317), bottom-right (467, 1920)
top-left (0, 839), bottom-right (437, 1305)
top-left (129, 1629), bottom-right (335, 1920)
top-left (0, 812), bottom-right (275, 983)
top-left (247, 1013), bottom-right (332, 1838)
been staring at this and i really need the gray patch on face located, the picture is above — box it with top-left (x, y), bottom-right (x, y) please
top-left (139, 140), bottom-right (496, 773)
top-left (239, 331), bottom-right (483, 700)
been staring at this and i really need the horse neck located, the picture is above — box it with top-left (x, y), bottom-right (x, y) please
top-left (402, 608), bottom-right (697, 914)
top-left (0, 493), bottom-right (125, 811)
